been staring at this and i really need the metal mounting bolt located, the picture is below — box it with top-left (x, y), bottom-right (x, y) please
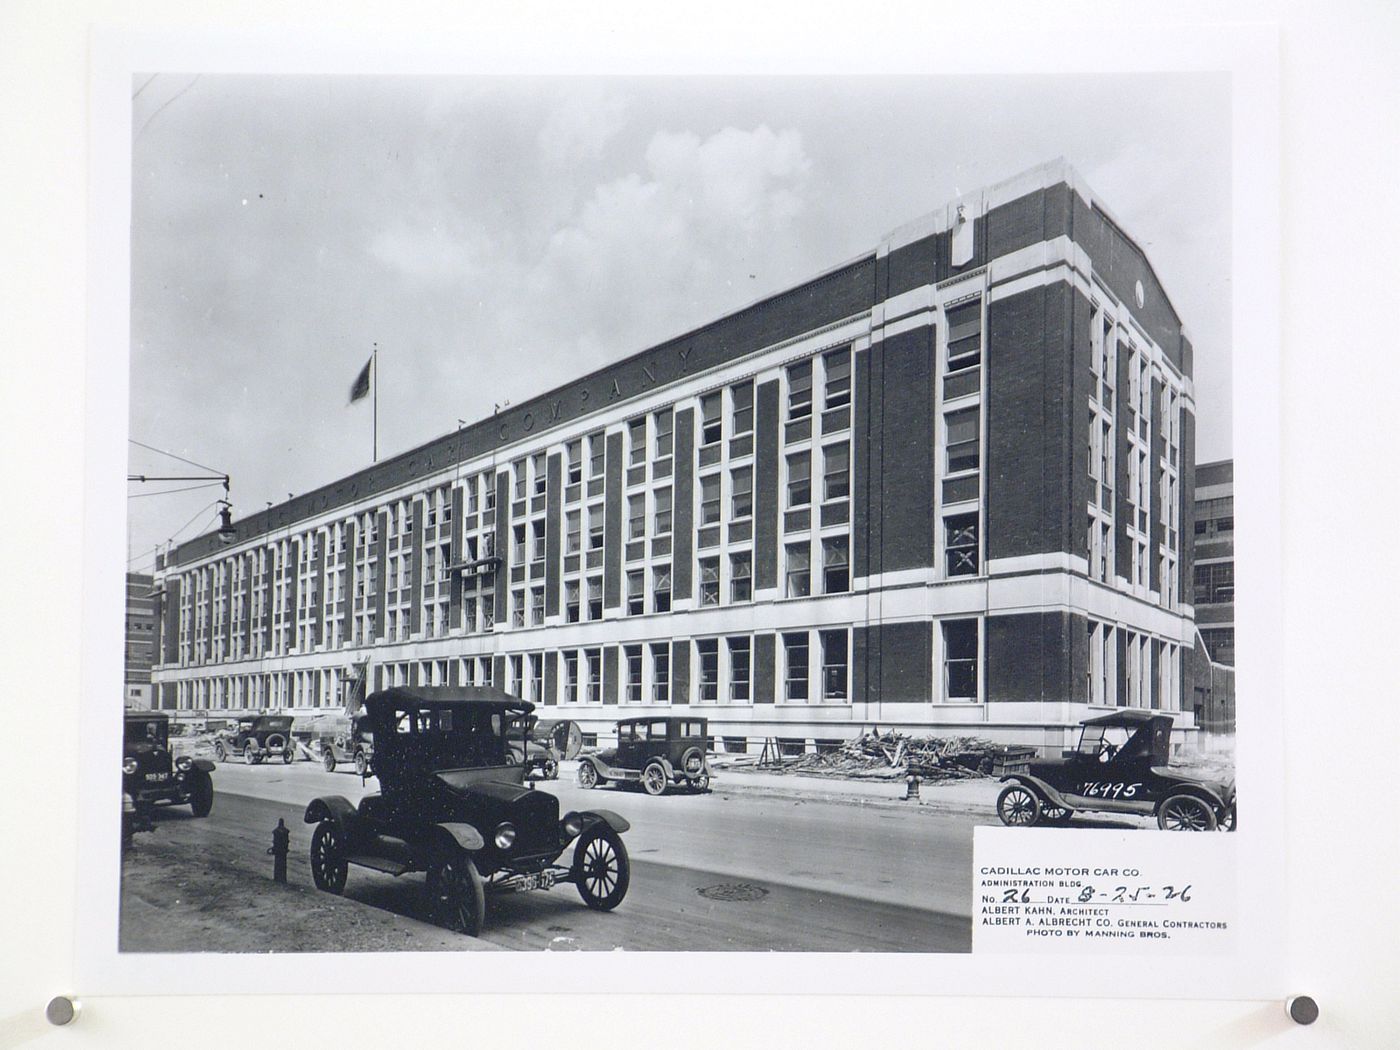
top-left (46, 996), bottom-right (79, 1026)
top-left (1286, 995), bottom-right (1319, 1026)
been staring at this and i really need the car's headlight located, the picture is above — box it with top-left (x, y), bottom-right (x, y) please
top-left (562, 814), bottom-right (583, 838)
top-left (122, 757), bottom-right (138, 775)
top-left (176, 756), bottom-right (193, 772)
top-left (493, 822), bottom-right (516, 850)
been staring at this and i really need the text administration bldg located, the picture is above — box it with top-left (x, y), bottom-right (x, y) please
top-left (148, 159), bottom-right (1200, 753)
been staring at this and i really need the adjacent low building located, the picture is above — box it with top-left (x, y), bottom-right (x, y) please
top-left (148, 159), bottom-right (1202, 753)
top-left (1190, 458), bottom-right (1235, 733)
top-left (125, 572), bottom-right (157, 709)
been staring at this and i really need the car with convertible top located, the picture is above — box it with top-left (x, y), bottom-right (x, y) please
top-left (303, 686), bottom-right (631, 936)
top-left (213, 714), bottom-right (297, 764)
top-left (995, 710), bottom-right (1235, 831)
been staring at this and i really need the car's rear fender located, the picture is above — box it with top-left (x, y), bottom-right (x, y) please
top-left (649, 756), bottom-right (677, 781)
top-left (1000, 773), bottom-right (1073, 811)
top-left (577, 809), bottom-right (631, 835)
top-left (304, 795), bottom-right (357, 826)
top-left (429, 822), bottom-right (485, 854)
top-left (1155, 783), bottom-right (1230, 814)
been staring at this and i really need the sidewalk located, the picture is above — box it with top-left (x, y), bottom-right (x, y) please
top-left (705, 763), bottom-right (1002, 814)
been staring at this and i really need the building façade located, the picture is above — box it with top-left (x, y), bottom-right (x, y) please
top-left (147, 159), bottom-right (1202, 754)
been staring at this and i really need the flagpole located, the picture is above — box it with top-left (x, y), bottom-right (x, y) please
top-left (372, 342), bottom-right (378, 463)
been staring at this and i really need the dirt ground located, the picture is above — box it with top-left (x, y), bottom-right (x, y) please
top-left (119, 815), bottom-right (499, 953)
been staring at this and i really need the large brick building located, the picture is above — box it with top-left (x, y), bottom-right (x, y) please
top-left (148, 159), bottom-right (1201, 753)
top-left (125, 572), bottom-right (157, 708)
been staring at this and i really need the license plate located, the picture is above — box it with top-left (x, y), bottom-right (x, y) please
top-left (144, 772), bottom-right (169, 781)
top-left (516, 870), bottom-right (555, 892)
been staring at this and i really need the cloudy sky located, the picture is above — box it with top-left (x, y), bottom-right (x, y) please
top-left (127, 73), bottom-right (1231, 570)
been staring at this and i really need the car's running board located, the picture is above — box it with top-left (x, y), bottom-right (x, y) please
top-left (345, 854), bottom-right (417, 877)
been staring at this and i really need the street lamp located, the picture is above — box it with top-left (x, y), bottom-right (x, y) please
top-left (128, 471), bottom-right (237, 543)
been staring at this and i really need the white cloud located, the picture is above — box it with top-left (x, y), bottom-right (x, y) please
top-left (537, 88), bottom-right (629, 165)
top-left (521, 124), bottom-right (813, 360)
top-left (367, 221), bottom-right (494, 286)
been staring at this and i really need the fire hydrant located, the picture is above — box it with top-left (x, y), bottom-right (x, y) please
top-left (904, 772), bottom-right (923, 801)
top-left (268, 818), bottom-right (290, 883)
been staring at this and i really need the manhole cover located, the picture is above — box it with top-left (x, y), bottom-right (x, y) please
top-left (697, 882), bottom-right (769, 902)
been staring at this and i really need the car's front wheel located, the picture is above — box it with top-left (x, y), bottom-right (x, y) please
top-left (426, 853), bottom-right (486, 936)
top-left (542, 757), bottom-right (559, 780)
top-left (310, 821), bottom-right (348, 894)
top-left (641, 762), bottom-right (668, 796)
top-left (322, 749), bottom-right (336, 773)
top-left (282, 746), bottom-right (296, 764)
top-left (1158, 794), bottom-right (1218, 831)
top-left (577, 761), bottom-right (599, 789)
top-left (690, 771), bottom-right (711, 793)
top-left (1220, 802), bottom-right (1237, 832)
top-left (188, 773), bottom-right (214, 818)
top-left (997, 784), bottom-right (1042, 827)
top-left (213, 741), bottom-right (227, 763)
top-left (573, 825), bottom-right (630, 911)
top-left (1041, 805), bottom-right (1073, 826)
top-left (244, 743), bottom-right (259, 765)
top-left (354, 751), bottom-right (370, 778)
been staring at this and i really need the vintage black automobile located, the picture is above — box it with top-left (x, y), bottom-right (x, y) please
top-left (506, 714), bottom-right (573, 780)
top-left (123, 712), bottom-right (215, 831)
top-left (213, 714), bottom-right (297, 764)
top-left (303, 686), bottom-right (631, 936)
top-left (996, 711), bottom-right (1236, 831)
top-left (317, 717), bottom-right (375, 776)
top-left (577, 716), bottom-right (711, 795)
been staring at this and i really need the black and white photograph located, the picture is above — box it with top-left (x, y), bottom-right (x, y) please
top-left (7, 3), bottom-right (1400, 1046)
top-left (118, 72), bottom-right (1237, 955)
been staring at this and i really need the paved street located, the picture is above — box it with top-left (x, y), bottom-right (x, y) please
top-left (121, 761), bottom-right (981, 952)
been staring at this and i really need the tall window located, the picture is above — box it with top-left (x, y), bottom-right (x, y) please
top-left (513, 460), bottom-right (526, 501)
top-left (563, 651), bottom-right (579, 703)
top-left (731, 466), bottom-right (753, 519)
top-left (512, 525), bottom-right (526, 564)
top-left (511, 589), bottom-right (525, 628)
top-left (628, 418), bottom-right (647, 466)
top-left (653, 487), bottom-right (672, 536)
top-left (700, 474), bottom-right (722, 525)
top-left (586, 576), bottom-right (603, 620)
top-left (531, 452), bottom-right (547, 496)
top-left (701, 392), bottom-right (723, 446)
top-left (820, 630), bottom-right (848, 700)
top-left (567, 440), bottom-right (582, 485)
top-left (787, 451), bottom-right (812, 507)
top-left (588, 432), bottom-right (605, 478)
top-left (731, 381), bottom-right (754, 435)
top-left (628, 494), bottom-right (646, 540)
top-left (566, 510), bottom-right (582, 554)
top-left (822, 444), bottom-right (849, 501)
top-left (946, 408), bottom-right (980, 474)
top-left (626, 570), bottom-right (645, 615)
top-left (584, 648), bottom-right (602, 703)
top-left (822, 537), bottom-right (849, 593)
top-left (530, 519), bottom-right (546, 564)
top-left (945, 514), bottom-right (979, 576)
top-left (943, 619), bottom-right (979, 702)
top-left (696, 639), bottom-right (719, 702)
top-left (588, 502), bottom-right (604, 550)
top-left (945, 299), bottom-right (982, 371)
top-left (565, 581), bottom-right (580, 623)
top-left (824, 348), bottom-right (852, 409)
top-left (728, 636), bottom-right (751, 701)
top-left (786, 543), bottom-right (811, 597)
top-left (650, 643), bottom-right (670, 703)
top-left (654, 409), bottom-right (674, 459)
top-left (699, 558), bottom-right (720, 606)
top-left (787, 360), bottom-right (813, 420)
top-left (529, 586), bottom-right (544, 625)
top-left (730, 551), bottom-right (752, 603)
top-left (653, 564), bottom-right (672, 613)
top-left (624, 644), bottom-right (643, 703)
top-left (783, 632), bottom-right (810, 701)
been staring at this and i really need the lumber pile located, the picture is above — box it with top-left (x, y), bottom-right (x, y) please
top-left (763, 729), bottom-right (1003, 781)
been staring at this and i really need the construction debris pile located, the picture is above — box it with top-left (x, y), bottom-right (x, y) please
top-left (723, 729), bottom-right (1012, 781)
